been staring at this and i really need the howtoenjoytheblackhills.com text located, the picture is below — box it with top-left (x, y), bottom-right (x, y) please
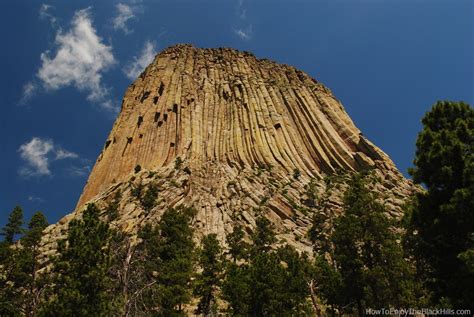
top-left (365, 308), bottom-right (471, 315)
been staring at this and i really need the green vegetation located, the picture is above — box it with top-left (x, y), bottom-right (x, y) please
top-left (312, 173), bottom-right (418, 315)
top-left (293, 168), bottom-right (301, 180)
top-left (141, 183), bottom-right (159, 211)
top-left (222, 218), bottom-right (310, 316)
top-left (0, 207), bottom-right (49, 316)
top-left (174, 157), bottom-right (183, 170)
top-left (105, 190), bottom-right (121, 221)
top-left (226, 224), bottom-right (248, 262)
top-left (131, 181), bottom-right (143, 198)
top-left (39, 204), bottom-right (115, 316)
top-left (0, 100), bottom-right (471, 315)
top-left (152, 206), bottom-right (196, 316)
top-left (124, 206), bottom-right (197, 316)
top-left (1, 206), bottom-right (24, 243)
top-left (407, 101), bottom-right (473, 308)
top-left (134, 164), bottom-right (142, 173)
top-left (194, 234), bottom-right (223, 316)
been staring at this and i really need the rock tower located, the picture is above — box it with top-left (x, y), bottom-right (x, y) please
top-left (42, 45), bottom-right (416, 253)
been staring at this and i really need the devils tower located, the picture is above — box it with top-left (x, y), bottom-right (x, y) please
top-left (41, 45), bottom-right (416, 253)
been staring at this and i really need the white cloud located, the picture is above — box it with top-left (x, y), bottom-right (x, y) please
top-left (66, 165), bottom-right (91, 177)
top-left (235, 25), bottom-right (252, 40)
top-left (18, 137), bottom-right (80, 177)
top-left (234, 0), bottom-right (252, 40)
top-left (55, 148), bottom-right (79, 160)
top-left (19, 81), bottom-right (38, 105)
top-left (100, 99), bottom-right (119, 114)
top-left (28, 195), bottom-right (45, 203)
top-left (237, 0), bottom-right (247, 19)
top-left (123, 40), bottom-right (157, 80)
top-left (36, 8), bottom-right (116, 109)
top-left (113, 3), bottom-right (137, 34)
top-left (19, 138), bottom-right (54, 176)
top-left (39, 4), bottom-right (58, 28)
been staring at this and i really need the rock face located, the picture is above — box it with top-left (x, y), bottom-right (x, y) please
top-left (42, 44), bottom-right (417, 253)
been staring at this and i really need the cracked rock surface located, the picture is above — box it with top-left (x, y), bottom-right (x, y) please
top-left (41, 45), bottom-right (418, 254)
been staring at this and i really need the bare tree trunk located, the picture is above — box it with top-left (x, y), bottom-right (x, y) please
top-left (121, 239), bottom-right (139, 317)
top-left (308, 279), bottom-right (323, 317)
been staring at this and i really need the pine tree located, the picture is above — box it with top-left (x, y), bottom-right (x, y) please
top-left (248, 252), bottom-right (287, 315)
top-left (312, 255), bottom-right (344, 314)
top-left (1, 206), bottom-right (24, 243)
top-left (250, 216), bottom-right (276, 255)
top-left (408, 101), bottom-right (473, 308)
top-left (0, 206), bottom-right (25, 316)
top-left (246, 247), bottom-right (309, 316)
top-left (15, 212), bottom-right (49, 316)
top-left (106, 190), bottom-right (122, 221)
top-left (320, 172), bottom-right (415, 315)
top-left (134, 223), bottom-right (163, 314)
top-left (141, 184), bottom-right (159, 212)
top-left (39, 204), bottom-right (115, 316)
top-left (275, 245), bottom-right (312, 314)
top-left (155, 206), bottom-right (196, 316)
top-left (226, 224), bottom-right (248, 263)
top-left (194, 234), bottom-right (223, 316)
top-left (135, 206), bottom-right (196, 316)
top-left (223, 217), bottom-right (310, 316)
top-left (221, 262), bottom-right (251, 315)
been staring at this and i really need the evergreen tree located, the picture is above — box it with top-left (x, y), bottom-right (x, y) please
top-left (1, 206), bottom-right (24, 243)
top-left (275, 245), bottom-right (312, 314)
top-left (155, 206), bottom-right (196, 316)
top-left (248, 252), bottom-right (287, 316)
top-left (134, 223), bottom-right (163, 314)
top-left (15, 212), bottom-right (49, 316)
top-left (0, 206), bottom-right (25, 316)
top-left (307, 174), bottom-right (344, 256)
top-left (320, 172), bottom-right (415, 315)
top-left (408, 101), bottom-right (473, 308)
top-left (39, 204), bottom-right (115, 317)
top-left (223, 218), bottom-right (310, 316)
top-left (312, 255), bottom-right (344, 314)
top-left (222, 225), bottom-right (251, 315)
top-left (135, 206), bottom-right (196, 316)
top-left (222, 262), bottom-right (251, 316)
top-left (141, 184), bottom-right (159, 212)
top-left (226, 224), bottom-right (248, 263)
top-left (105, 190), bottom-right (121, 221)
top-left (194, 234), bottom-right (223, 316)
top-left (250, 216), bottom-right (276, 255)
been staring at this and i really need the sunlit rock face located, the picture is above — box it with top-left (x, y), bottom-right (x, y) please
top-left (42, 45), bottom-right (417, 254)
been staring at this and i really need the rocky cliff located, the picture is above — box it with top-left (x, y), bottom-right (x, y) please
top-left (41, 44), bottom-right (416, 254)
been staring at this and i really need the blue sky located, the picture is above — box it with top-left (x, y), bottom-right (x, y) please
top-left (1, 0), bottom-right (472, 227)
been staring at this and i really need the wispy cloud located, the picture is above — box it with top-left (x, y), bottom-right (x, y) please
top-left (235, 25), bottom-right (252, 40)
top-left (237, 0), bottom-right (247, 19)
top-left (36, 8), bottom-right (116, 111)
top-left (18, 138), bottom-right (54, 177)
top-left (123, 40), bottom-right (157, 80)
top-left (65, 165), bottom-right (91, 177)
top-left (18, 137), bottom-right (80, 178)
top-left (113, 3), bottom-right (140, 34)
top-left (28, 195), bottom-right (45, 203)
top-left (234, 0), bottom-right (253, 40)
top-left (39, 4), bottom-right (58, 28)
top-left (19, 81), bottom-right (38, 105)
top-left (55, 148), bottom-right (79, 160)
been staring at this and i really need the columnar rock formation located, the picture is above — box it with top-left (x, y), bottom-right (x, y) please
top-left (42, 44), bottom-right (416, 253)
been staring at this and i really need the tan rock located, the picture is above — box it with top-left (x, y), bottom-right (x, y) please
top-left (41, 45), bottom-right (419, 254)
